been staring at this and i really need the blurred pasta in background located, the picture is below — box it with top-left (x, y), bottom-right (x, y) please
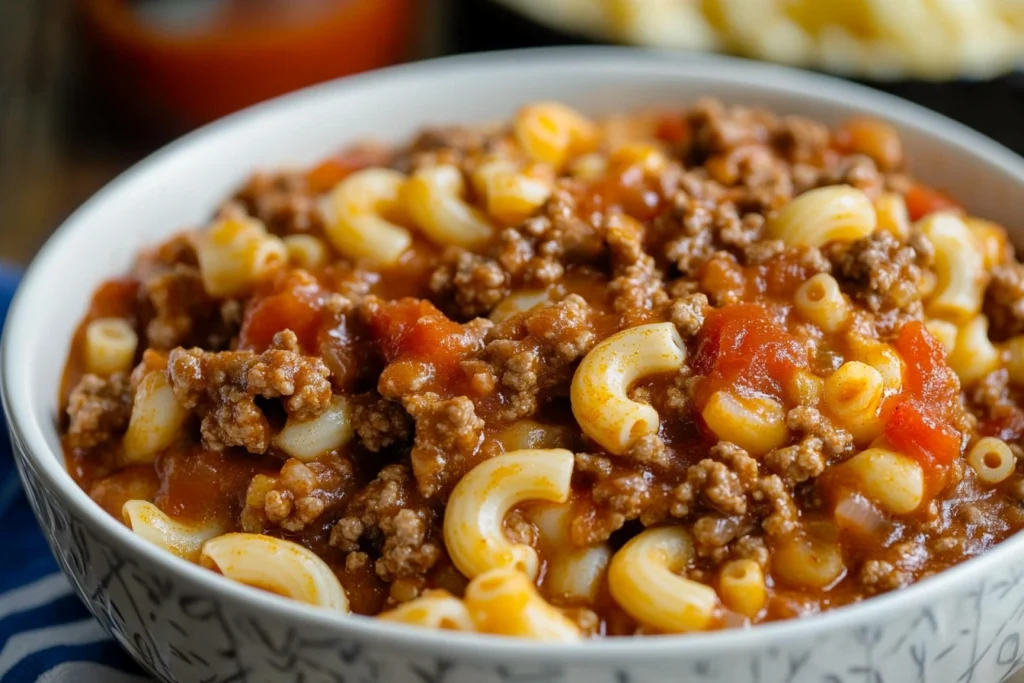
top-left (493, 0), bottom-right (1024, 79)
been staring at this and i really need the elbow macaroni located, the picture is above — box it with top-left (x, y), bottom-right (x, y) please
top-left (571, 323), bottom-right (686, 455)
top-left (701, 390), bottom-right (789, 457)
top-left (123, 370), bottom-right (189, 465)
top-left (718, 559), bottom-right (767, 619)
top-left (444, 449), bottom-right (574, 580)
top-left (822, 361), bottom-right (886, 445)
top-left (273, 396), bottom-right (354, 462)
top-left (838, 447), bottom-right (925, 514)
top-left (122, 500), bottom-right (222, 562)
top-left (325, 168), bottom-right (412, 265)
top-left (84, 318), bottom-right (138, 376)
top-left (200, 533), bottom-right (349, 612)
top-left (947, 315), bottom-right (1000, 386)
top-left (794, 273), bottom-right (849, 333)
top-left (404, 165), bottom-right (495, 248)
top-left (283, 234), bottom-right (330, 271)
top-left (464, 568), bottom-right (582, 641)
top-left (925, 319), bottom-right (959, 357)
top-left (771, 534), bottom-right (846, 589)
top-left (528, 502), bottom-right (611, 602)
top-left (514, 102), bottom-right (598, 169)
top-left (1005, 336), bottom-right (1024, 387)
top-left (489, 290), bottom-right (550, 324)
top-left (765, 185), bottom-right (876, 247)
top-left (967, 437), bottom-right (1017, 485)
top-left (194, 215), bottom-right (286, 297)
top-left (379, 591), bottom-right (475, 631)
top-left (608, 526), bottom-right (718, 633)
top-left (918, 212), bottom-right (986, 323)
top-left (496, 419), bottom-right (573, 452)
top-left (874, 192), bottom-right (911, 241)
top-left (964, 216), bottom-right (1009, 270)
top-left (472, 160), bottom-right (553, 226)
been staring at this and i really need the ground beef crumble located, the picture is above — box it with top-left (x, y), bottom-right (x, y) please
top-left (984, 261), bottom-right (1024, 340)
top-left (428, 247), bottom-right (510, 319)
top-left (827, 230), bottom-right (933, 312)
top-left (481, 294), bottom-right (596, 421)
top-left (66, 373), bottom-right (133, 448)
top-left (330, 464), bottom-right (441, 583)
top-left (167, 331), bottom-right (332, 453)
top-left (350, 395), bottom-right (412, 453)
top-left (231, 172), bottom-right (326, 236)
top-left (141, 264), bottom-right (240, 351)
top-left (403, 393), bottom-right (484, 499)
top-left (241, 455), bottom-right (354, 532)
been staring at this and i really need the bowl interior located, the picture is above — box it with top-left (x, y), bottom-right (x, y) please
top-left (5, 46), bottom-right (1024, 653)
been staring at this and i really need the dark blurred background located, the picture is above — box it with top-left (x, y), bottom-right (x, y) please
top-left (2, 0), bottom-right (1023, 266)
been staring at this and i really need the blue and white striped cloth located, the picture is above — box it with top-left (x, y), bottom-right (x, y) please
top-left (0, 266), bottom-right (149, 682)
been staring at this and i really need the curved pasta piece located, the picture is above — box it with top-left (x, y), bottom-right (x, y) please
top-left (967, 436), bottom-right (1017, 485)
top-left (283, 234), bottom-right (330, 271)
top-left (822, 361), bottom-right (886, 445)
top-left (527, 502), bottom-right (611, 602)
top-left (489, 290), bottom-right (550, 324)
top-left (123, 371), bottom-right (189, 465)
top-left (701, 390), bottom-right (788, 457)
top-left (200, 533), bottom-right (349, 612)
top-left (404, 165), bottom-right (494, 248)
top-left (874, 193), bottom-right (912, 241)
top-left (194, 214), bottom-right (287, 297)
top-left (771, 533), bottom-right (845, 589)
top-left (608, 526), bottom-right (718, 633)
top-left (947, 315), bottom-right (1000, 386)
top-left (964, 216), bottom-right (1010, 270)
top-left (444, 449), bottom-right (574, 580)
top-left (84, 317), bottom-right (138, 377)
top-left (379, 590), bottom-right (475, 631)
top-left (464, 568), bottom-right (582, 641)
top-left (765, 185), bottom-right (876, 247)
top-left (794, 273), bottom-right (849, 333)
top-left (472, 160), bottom-right (553, 226)
top-left (122, 500), bottom-right (222, 562)
top-left (918, 212), bottom-right (986, 323)
top-left (717, 559), bottom-right (767, 619)
top-left (514, 102), bottom-right (598, 169)
top-left (273, 396), bottom-right (354, 462)
top-left (546, 544), bottom-right (612, 604)
top-left (837, 447), bottom-right (924, 514)
top-left (325, 168), bottom-right (412, 264)
top-left (571, 322), bottom-right (686, 455)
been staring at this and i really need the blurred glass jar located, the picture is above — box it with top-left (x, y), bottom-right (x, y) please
top-left (490, 0), bottom-right (1024, 81)
top-left (77, 0), bottom-right (417, 132)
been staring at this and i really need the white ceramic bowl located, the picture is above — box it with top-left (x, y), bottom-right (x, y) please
top-left (6, 47), bottom-right (1024, 683)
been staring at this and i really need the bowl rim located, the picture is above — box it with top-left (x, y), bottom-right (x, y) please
top-left (5, 45), bottom-right (1024, 660)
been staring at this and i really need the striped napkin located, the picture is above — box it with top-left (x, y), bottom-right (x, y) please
top-left (0, 266), bottom-right (149, 682)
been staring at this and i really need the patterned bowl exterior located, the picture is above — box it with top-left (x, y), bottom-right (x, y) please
top-left (8, 48), bottom-right (1024, 683)
top-left (10, 373), bottom-right (1024, 683)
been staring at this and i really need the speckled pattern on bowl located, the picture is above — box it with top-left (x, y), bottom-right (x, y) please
top-left (5, 48), bottom-right (1024, 683)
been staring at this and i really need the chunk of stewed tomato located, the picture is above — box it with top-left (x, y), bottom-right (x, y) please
top-left (893, 321), bottom-right (959, 417)
top-left (238, 275), bottom-right (328, 353)
top-left (692, 303), bottom-right (808, 405)
top-left (886, 322), bottom-right (964, 473)
top-left (654, 113), bottom-right (691, 146)
top-left (885, 400), bottom-right (961, 470)
top-left (904, 183), bottom-right (961, 222)
top-left (305, 145), bottom-right (390, 194)
top-left (365, 298), bottom-right (473, 373)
